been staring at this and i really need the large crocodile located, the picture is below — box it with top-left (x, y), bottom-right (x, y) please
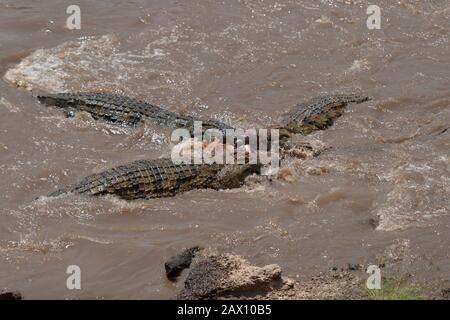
top-left (38, 92), bottom-right (371, 200)
top-left (49, 159), bottom-right (260, 200)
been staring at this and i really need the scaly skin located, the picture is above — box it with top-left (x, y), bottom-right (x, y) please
top-left (40, 92), bottom-right (370, 200)
top-left (37, 92), bottom-right (370, 139)
top-left (281, 93), bottom-right (371, 135)
top-left (37, 92), bottom-right (233, 134)
top-left (50, 158), bottom-right (260, 200)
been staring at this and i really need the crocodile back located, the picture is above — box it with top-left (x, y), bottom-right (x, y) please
top-left (282, 93), bottom-right (370, 135)
top-left (68, 158), bottom-right (225, 200)
top-left (37, 92), bottom-right (233, 134)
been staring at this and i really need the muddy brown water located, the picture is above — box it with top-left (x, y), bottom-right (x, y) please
top-left (0, 0), bottom-right (449, 299)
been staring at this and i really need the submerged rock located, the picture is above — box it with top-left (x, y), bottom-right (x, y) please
top-left (3, 34), bottom-right (120, 92)
top-left (165, 246), bottom-right (203, 280)
top-left (0, 290), bottom-right (23, 300)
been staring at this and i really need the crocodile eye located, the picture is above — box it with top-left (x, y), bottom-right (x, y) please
top-left (65, 110), bottom-right (75, 118)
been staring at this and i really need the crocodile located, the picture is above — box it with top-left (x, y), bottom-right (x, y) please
top-left (37, 92), bottom-right (233, 134)
top-left (37, 92), bottom-right (369, 138)
top-left (39, 92), bottom-right (371, 200)
top-left (49, 158), bottom-right (260, 200)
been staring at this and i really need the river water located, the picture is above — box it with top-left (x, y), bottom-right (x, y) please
top-left (0, 0), bottom-right (449, 298)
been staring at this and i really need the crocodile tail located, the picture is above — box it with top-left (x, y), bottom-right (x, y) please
top-left (47, 188), bottom-right (69, 197)
top-left (33, 187), bottom-right (69, 201)
top-left (334, 92), bottom-right (371, 104)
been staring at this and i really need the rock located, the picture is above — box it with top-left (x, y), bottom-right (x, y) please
top-left (0, 290), bottom-right (23, 300)
top-left (165, 246), bottom-right (203, 281)
top-left (177, 252), bottom-right (367, 300)
top-left (177, 252), bottom-right (298, 299)
top-left (442, 288), bottom-right (450, 300)
top-left (347, 264), bottom-right (363, 271)
top-left (3, 34), bottom-right (120, 92)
